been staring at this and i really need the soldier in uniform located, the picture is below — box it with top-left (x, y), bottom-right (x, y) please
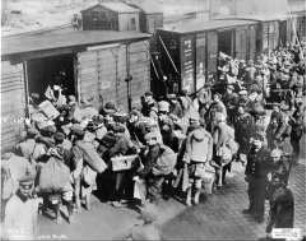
top-left (266, 173), bottom-right (294, 235)
top-left (289, 101), bottom-right (305, 164)
top-left (234, 103), bottom-right (255, 164)
top-left (243, 135), bottom-right (271, 223)
top-left (266, 149), bottom-right (291, 206)
top-left (137, 132), bottom-right (176, 204)
top-left (266, 103), bottom-right (287, 150)
top-left (222, 85), bottom-right (238, 125)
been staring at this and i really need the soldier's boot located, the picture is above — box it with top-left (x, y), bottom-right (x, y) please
top-left (186, 188), bottom-right (192, 207)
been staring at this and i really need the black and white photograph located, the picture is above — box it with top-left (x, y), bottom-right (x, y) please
top-left (1, 0), bottom-right (306, 240)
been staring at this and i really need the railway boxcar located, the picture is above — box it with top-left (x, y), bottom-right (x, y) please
top-left (217, 14), bottom-right (290, 52)
top-left (1, 30), bottom-right (151, 153)
top-left (154, 19), bottom-right (257, 96)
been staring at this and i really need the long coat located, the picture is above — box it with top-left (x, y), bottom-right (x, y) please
top-left (245, 147), bottom-right (272, 217)
top-left (266, 186), bottom-right (294, 233)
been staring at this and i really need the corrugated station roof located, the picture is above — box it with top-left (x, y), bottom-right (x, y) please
top-left (82, 2), bottom-right (139, 13)
top-left (162, 19), bottom-right (258, 34)
top-left (2, 30), bottom-right (150, 57)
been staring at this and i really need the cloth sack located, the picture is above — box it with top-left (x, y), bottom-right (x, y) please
top-left (38, 157), bottom-right (70, 193)
top-left (227, 138), bottom-right (239, 155)
top-left (152, 145), bottom-right (177, 176)
top-left (76, 141), bottom-right (107, 173)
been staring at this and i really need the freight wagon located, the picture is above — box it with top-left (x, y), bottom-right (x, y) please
top-left (1, 30), bottom-right (150, 153)
top-left (153, 18), bottom-right (258, 96)
top-left (217, 14), bottom-right (290, 52)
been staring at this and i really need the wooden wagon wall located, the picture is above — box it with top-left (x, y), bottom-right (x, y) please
top-left (1, 61), bottom-right (26, 153)
top-left (77, 40), bottom-right (150, 112)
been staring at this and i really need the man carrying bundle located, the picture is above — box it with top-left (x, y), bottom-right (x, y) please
top-left (136, 132), bottom-right (177, 204)
top-left (182, 114), bottom-right (213, 206)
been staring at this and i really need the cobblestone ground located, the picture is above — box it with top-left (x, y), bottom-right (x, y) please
top-left (22, 132), bottom-right (306, 240)
top-left (161, 160), bottom-right (306, 241)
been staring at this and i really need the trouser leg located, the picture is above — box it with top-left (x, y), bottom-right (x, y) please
top-left (291, 137), bottom-right (301, 163)
top-left (194, 178), bottom-right (202, 205)
top-left (147, 176), bottom-right (164, 204)
top-left (186, 186), bottom-right (192, 206)
top-left (248, 181), bottom-right (255, 212)
top-left (252, 180), bottom-right (266, 220)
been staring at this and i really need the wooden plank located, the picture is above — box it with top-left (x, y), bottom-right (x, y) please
top-left (1, 61), bottom-right (26, 153)
top-left (77, 50), bottom-right (100, 108)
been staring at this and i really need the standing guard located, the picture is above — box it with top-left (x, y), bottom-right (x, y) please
top-left (266, 173), bottom-right (294, 236)
top-left (243, 135), bottom-right (271, 223)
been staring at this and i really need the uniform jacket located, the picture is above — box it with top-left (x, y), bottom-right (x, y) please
top-left (184, 127), bottom-right (213, 163)
top-left (235, 113), bottom-right (254, 153)
top-left (223, 92), bottom-right (239, 109)
top-left (246, 147), bottom-right (271, 179)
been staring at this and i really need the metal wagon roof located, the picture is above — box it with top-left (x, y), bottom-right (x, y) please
top-left (2, 30), bottom-right (150, 57)
top-left (161, 18), bottom-right (258, 34)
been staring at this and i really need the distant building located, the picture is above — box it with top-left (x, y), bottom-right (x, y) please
top-left (81, 2), bottom-right (140, 31)
top-left (124, 1), bottom-right (163, 33)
